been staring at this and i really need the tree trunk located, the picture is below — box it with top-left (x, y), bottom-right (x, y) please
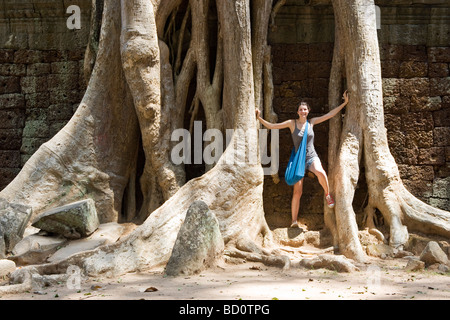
top-left (328, 0), bottom-right (450, 261)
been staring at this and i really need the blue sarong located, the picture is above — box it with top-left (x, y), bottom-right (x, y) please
top-left (285, 121), bottom-right (308, 186)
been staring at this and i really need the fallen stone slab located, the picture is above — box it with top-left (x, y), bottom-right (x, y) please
top-left (165, 200), bottom-right (224, 276)
top-left (420, 241), bottom-right (449, 267)
top-left (32, 199), bottom-right (99, 239)
top-left (0, 198), bottom-right (33, 257)
top-left (47, 238), bottom-right (106, 263)
top-left (47, 222), bottom-right (124, 263)
top-left (10, 234), bottom-right (67, 266)
top-left (405, 258), bottom-right (425, 272)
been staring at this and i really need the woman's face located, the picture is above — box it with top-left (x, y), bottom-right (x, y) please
top-left (297, 104), bottom-right (309, 118)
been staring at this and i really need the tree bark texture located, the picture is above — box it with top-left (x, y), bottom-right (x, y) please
top-left (328, 0), bottom-right (449, 261)
top-left (0, 0), bottom-right (448, 278)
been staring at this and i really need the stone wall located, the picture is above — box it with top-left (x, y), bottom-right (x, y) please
top-left (0, 1), bottom-right (448, 230)
top-left (265, 1), bottom-right (450, 228)
top-left (0, 0), bottom-right (91, 189)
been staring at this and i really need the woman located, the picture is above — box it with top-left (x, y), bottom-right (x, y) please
top-left (256, 90), bottom-right (349, 228)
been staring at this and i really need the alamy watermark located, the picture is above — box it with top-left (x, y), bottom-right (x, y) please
top-left (365, 265), bottom-right (382, 292)
top-left (170, 121), bottom-right (279, 176)
top-left (66, 265), bottom-right (81, 290)
top-left (66, 5), bottom-right (81, 30)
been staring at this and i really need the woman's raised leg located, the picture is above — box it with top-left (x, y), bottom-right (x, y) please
top-left (291, 178), bottom-right (304, 226)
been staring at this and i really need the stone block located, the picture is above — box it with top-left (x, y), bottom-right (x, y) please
top-left (284, 44), bottom-right (309, 62)
top-left (443, 96), bottom-right (450, 109)
top-left (402, 45), bottom-right (428, 61)
top-left (0, 76), bottom-right (20, 94)
top-left (0, 93), bottom-right (25, 109)
top-left (307, 43), bottom-right (333, 62)
top-left (400, 78), bottom-right (429, 97)
top-left (50, 61), bottom-right (80, 74)
top-left (432, 177), bottom-right (450, 199)
top-left (20, 137), bottom-right (46, 155)
top-left (0, 109), bottom-right (25, 129)
top-left (0, 198), bottom-right (33, 254)
top-left (399, 61), bottom-right (428, 78)
top-left (0, 150), bottom-right (20, 168)
top-left (429, 197), bottom-right (450, 211)
top-left (48, 89), bottom-right (81, 104)
top-left (20, 76), bottom-right (48, 94)
top-left (434, 127), bottom-right (450, 146)
top-left (381, 60), bottom-right (400, 78)
top-left (22, 119), bottom-right (49, 138)
top-left (429, 63), bottom-right (449, 77)
top-left (433, 109), bottom-right (449, 127)
top-left (366, 243), bottom-right (397, 258)
top-left (41, 50), bottom-right (64, 63)
top-left (403, 179), bottom-right (433, 198)
top-left (13, 50), bottom-right (43, 64)
top-left (0, 168), bottom-right (20, 190)
top-left (405, 259), bottom-right (425, 272)
top-left (402, 111), bottom-right (434, 132)
top-left (428, 47), bottom-right (450, 63)
top-left (0, 64), bottom-right (26, 77)
top-left (25, 92), bottom-right (50, 108)
top-left (387, 129), bottom-right (405, 152)
top-left (26, 63), bottom-right (51, 76)
top-left (398, 164), bottom-right (434, 182)
top-left (47, 73), bottom-right (79, 91)
top-left (47, 222), bottom-right (124, 263)
top-left (274, 62), bottom-right (308, 82)
top-left (405, 130), bottom-right (433, 148)
top-left (382, 78), bottom-right (402, 96)
top-left (418, 147), bottom-right (445, 165)
top-left (165, 201), bottom-right (223, 276)
top-left (420, 241), bottom-right (449, 267)
top-left (411, 96), bottom-right (441, 112)
top-left (0, 129), bottom-right (22, 150)
top-left (308, 61), bottom-right (331, 78)
top-left (427, 21), bottom-right (450, 47)
top-left (385, 114), bottom-right (402, 131)
top-left (32, 199), bottom-right (100, 239)
top-left (430, 77), bottom-right (450, 96)
top-left (0, 49), bottom-right (14, 63)
top-left (379, 43), bottom-right (404, 61)
top-left (10, 234), bottom-right (67, 266)
top-left (47, 104), bottom-right (74, 121)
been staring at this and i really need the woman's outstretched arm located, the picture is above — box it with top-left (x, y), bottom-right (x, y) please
top-left (256, 109), bottom-right (293, 131)
top-left (310, 90), bottom-right (349, 125)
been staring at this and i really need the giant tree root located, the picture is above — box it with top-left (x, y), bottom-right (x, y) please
top-left (298, 254), bottom-right (359, 273)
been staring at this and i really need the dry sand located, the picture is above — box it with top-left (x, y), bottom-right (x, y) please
top-left (1, 256), bottom-right (448, 301)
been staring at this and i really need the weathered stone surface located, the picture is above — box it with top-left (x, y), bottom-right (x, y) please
top-left (46, 222), bottom-right (124, 263)
top-left (32, 199), bottom-right (99, 239)
top-left (0, 259), bottom-right (16, 277)
top-left (420, 241), bottom-right (449, 267)
top-left (0, 198), bottom-right (32, 257)
top-left (10, 233), bottom-right (67, 266)
top-left (366, 243), bottom-right (397, 258)
top-left (165, 201), bottom-right (224, 276)
top-left (405, 258), bottom-right (425, 272)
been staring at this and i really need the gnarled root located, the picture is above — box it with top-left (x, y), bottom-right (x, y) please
top-left (299, 254), bottom-right (359, 273)
top-left (224, 236), bottom-right (290, 269)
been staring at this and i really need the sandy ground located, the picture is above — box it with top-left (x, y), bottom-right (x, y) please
top-left (1, 256), bottom-right (449, 301)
